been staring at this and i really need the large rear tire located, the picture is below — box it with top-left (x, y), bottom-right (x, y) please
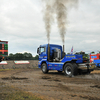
top-left (64, 63), bottom-right (78, 77)
top-left (41, 63), bottom-right (48, 73)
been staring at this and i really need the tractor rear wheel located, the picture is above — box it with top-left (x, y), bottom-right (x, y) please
top-left (64, 63), bottom-right (78, 77)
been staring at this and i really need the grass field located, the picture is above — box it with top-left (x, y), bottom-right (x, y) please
top-left (0, 83), bottom-right (43, 100)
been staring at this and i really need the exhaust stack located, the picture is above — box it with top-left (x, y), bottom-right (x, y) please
top-left (48, 43), bottom-right (50, 61)
top-left (63, 45), bottom-right (64, 53)
top-left (62, 45), bottom-right (65, 58)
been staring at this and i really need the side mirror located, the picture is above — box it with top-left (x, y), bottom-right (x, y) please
top-left (37, 48), bottom-right (39, 54)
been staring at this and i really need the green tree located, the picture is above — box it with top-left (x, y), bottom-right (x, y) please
top-left (34, 55), bottom-right (39, 60)
top-left (8, 52), bottom-right (36, 60)
top-left (14, 53), bottom-right (24, 60)
top-left (9, 53), bottom-right (14, 60)
top-left (23, 52), bottom-right (33, 60)
top-left (91, 51), bottom-right (95, 54)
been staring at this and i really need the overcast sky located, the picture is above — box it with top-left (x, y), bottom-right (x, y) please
top-left (0, 0), bottom-right (100, 56)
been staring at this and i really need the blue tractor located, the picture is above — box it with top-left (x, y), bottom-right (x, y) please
top-left (37, 44), bottom-right (96, 77)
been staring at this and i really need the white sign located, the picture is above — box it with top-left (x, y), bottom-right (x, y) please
top-left (14, 61), bottom-right (30, 64)
top-left (0, 61), bottom-right (7, 65)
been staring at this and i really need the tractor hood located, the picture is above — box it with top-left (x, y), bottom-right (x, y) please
top-left (61, 54), bottom-right (83, 63)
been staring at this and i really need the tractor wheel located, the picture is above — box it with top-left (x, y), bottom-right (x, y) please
top-left (72, 63), bottom-right (78, 75)
top-left (64, 63), bottom-right (78, 77)
top-left (41, 63), bottom-right (48, 73)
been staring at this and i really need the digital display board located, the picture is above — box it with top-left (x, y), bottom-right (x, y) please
top-left (0, 41), bottom-right (8, 56)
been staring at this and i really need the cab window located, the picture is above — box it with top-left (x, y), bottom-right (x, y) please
top-left (40, 47), bottom-right (46, 53)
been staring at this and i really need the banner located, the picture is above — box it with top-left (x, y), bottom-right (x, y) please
top-left (14, 61), bottom-right (30, 64)
top-left (0, 61), bottom-right (7, 65)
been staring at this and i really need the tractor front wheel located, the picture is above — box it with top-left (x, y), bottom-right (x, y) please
top-left (41, 63), bottom-right (48, 74)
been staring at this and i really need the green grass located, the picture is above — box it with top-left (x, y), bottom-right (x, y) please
top-left (4, 91), bottom-right (43, 100)
top-left (0, 69), bottom-right (13, 71)
top-left (0, 83), bottom-right (43, 100)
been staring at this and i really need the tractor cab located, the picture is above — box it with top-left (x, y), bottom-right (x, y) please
top-left (37, 44), bottom-right (64, 62)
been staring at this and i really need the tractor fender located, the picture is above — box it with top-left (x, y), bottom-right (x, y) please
top-left (62, 59), bottom-right (77, 70)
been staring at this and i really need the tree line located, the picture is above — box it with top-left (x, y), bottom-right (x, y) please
top-left (5, 52), bottom-right (39, 60)
top-left (4, 51), bottom-right (99, 60)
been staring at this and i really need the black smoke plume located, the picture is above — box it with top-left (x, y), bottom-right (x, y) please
top-left (43, 0), bottom-right (78, 44)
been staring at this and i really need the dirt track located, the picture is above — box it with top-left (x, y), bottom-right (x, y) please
top-left (0, 68), bottom-right (100, 100)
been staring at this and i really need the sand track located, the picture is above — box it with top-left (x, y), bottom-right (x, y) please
top-left (0, 68), bottom-right (100, 100)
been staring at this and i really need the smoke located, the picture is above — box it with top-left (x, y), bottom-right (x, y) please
top-left (43, 0), bottom-right (78, 44)
top-left (43, 0), bottom-right (54, 43)
top-left (54, 0), bottom-right (67, 44)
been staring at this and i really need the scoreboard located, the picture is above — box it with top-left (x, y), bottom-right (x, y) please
top-left (0, 41), bottom-right (8, 56)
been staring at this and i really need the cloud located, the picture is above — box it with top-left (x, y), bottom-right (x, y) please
top-left (84, 40), bottom-right (97, 43)
top-left (0, 0), bottom-right (100, 56)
